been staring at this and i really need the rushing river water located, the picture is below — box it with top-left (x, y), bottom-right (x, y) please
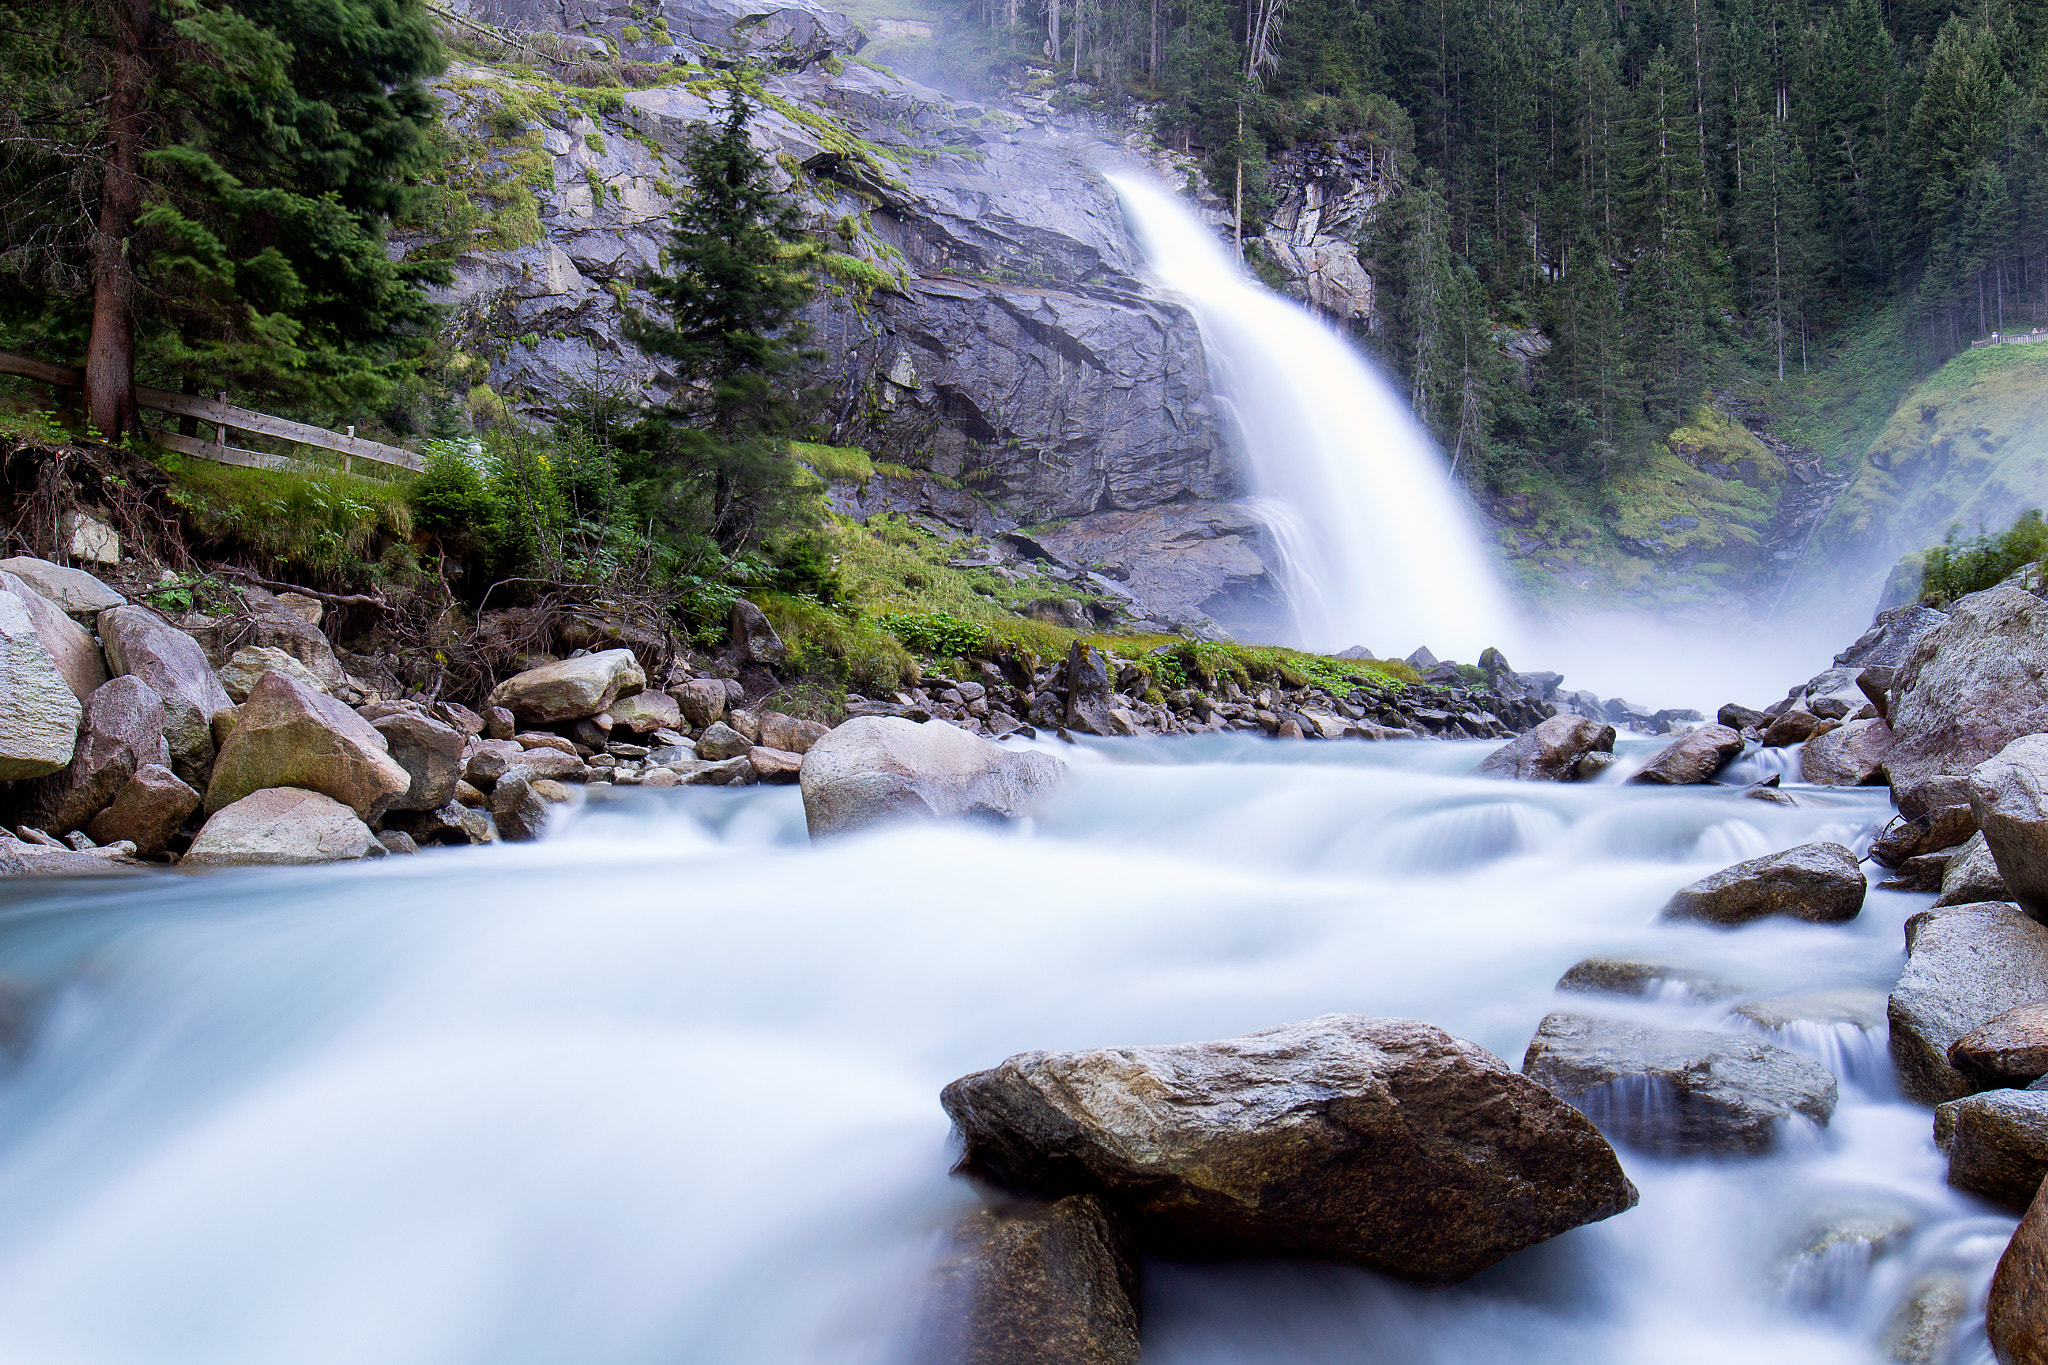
top-left (0, 736), bottom-right (2014, 1364)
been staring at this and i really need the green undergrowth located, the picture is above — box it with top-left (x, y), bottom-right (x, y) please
top-left (156, 452), bottom-right (416, 577)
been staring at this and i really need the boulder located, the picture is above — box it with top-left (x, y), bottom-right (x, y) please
top-left (182, 787), bottom-right (377, 866)
top-left (504, 749), bottom-right (585, 783)
top-left (1990, 1179), bottom-right (2048, 1364)
top-left (1872, 790), bottom-right (1977, 866)
top-left (1950, 1000), bottom-right (2048, 1083)
top-left (1521, 1012), bottom-right (1838, 1155)
top-left (606, 689), bottom-right (681, 734)
top-left (729, 598), bottom-right (786, 665)
top-left (431, 701), bottom-right (484, 736)
top-left (98, 604), bottom-right (232, 787)
top-left (941, 1014), bottom-right (1637, 1283)
top-left (378, 830), bottom-right (420, 856)
top-left (1575, 752), bottom-right (1619, 781)
top-left (1974, 736), bottom-right (2048, 923)
top-left (1062, 642), bottom-right (1121, 737)
top-left (485, 706), bottom-right (516, 740)
top-left (384, 800), bottom-right (495, 846)
top-left (1858, 666), bottom-right (1896, 719)
top-left (0, 589), bottom-right (81, 780)
top-left (0, 571), bottom-right (105, 701)
top-left (748, 746), bottom-right (803, 783)
top-left (1934, 832), bottom-right (2011, 906)
top-left (229, 586), bottom-right (349, 691)
top-left (24, 675), bottom-right (168, 832)
top-left (215, 645), bottom-right (326, 703)
top-left (758, 710), bottom-right (829, 755)
top-left (513, 732), bottom-right (578, 755)
top-left (914, 1195), bottom-right (1139, 1365)
top-left (84, 762), bottom-right (200, 856)
top-left (1836, 601), bottom-right (1952, 671)
top-left (1762, 709), bottom-right (1828, 747)
top-left (723, 708), bottom-right (761, 744)
top-left (1800, 717), bottom-right (1894, 786)
top-left (670, 678), bottom-right (728, 728)
top-left (801, 717), bottom-right (1066, 838)
top-left (1472, 714), bottom-right (1617, 781)
top-left (204, 671), bottom-right (410, 821)
top-left (1886, 584), bottom-right (2048, 792)
top-left (371, 710), bottom-right (466, 812)
top-left (695, 721), bottom-right (753, 760)
top-left (1901, 772), bottom-right (1978, 820)
top-left (1556, 956), bottom-right (1744, 1001)
top-left (1629, 723), bottom-right (1746, 785)
top-left (1891, 903), bottom-right (2048, 1104)
top-left (0, 845), bottom-right (146, 878)
top-left (1659, 841), bottom-right (1866, 926)
top-left (1938, 1087), bottom-right (2048, 1210)
top-left (0, 556), bottom-right (124, 616)
top-left (490, 773), bottom-right (551, 842)
top-left (463, 738), bottom-right (527, 786)
top-left (487, 648), bottom-right (646, 723)
top-left (1718, 702), bottom-right (1769, 731)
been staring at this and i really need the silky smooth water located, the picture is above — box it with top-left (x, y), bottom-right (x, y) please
top-left (1107, 175), bottom-right (1519, 662)
top-left (0, 737), bottom-right (2010, 1364)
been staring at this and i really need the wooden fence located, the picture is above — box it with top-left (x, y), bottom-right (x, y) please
top-left (0, 351), bottom-right (422, 474)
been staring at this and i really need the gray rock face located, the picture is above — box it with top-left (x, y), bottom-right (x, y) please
top-left (98, 605), bottom-right (232, 788)
top-left (1630, 723), bottom-right (1746, 785)
top-left (1949, 999), bottom-right (2048, 1083)
top-left (1891, 903), bottom-right (2048, 1104)
top-left (0, 590), bottom-right (81, 780)
top-left (914, 1195), bottom-right (1139, 1365)
top-left (0, 556), bottom-right (124, 615)
top-left (1937, 1087), bottom-right (2048, 1210)
top-left (0, 571), bottom-right (106, 702)
top-left (25, 676), bottom-right (169, 833)
top-left (801, 717), bottom-right (1065, 837)
top-left (1474, 715), bottom-right (1617, 782)
top-left (1886, 584), bottom-right (2048, 792)
top-left (487, 648), bottom-right (645, 723)
top-left (942, 1014), bottom-right (1637, 1283)
top-left (371, 710), bottom-right (467, 812)
top-left (1659, 842), bottom-right (1866, 927)
top-left (85, 762), bottom-right (200, 856)
top-left (1800, 717), bottom-right (1894, 786)
top-left (1035, 504), bottom-right (1287, 639)
top-left (1522, 1012), bottom-right (1839, 1155)
top-left (1933, 831), bottom-right (2010, 907)
top-left (1973, 735), bottom-right (2048, 923)
top-left (183, 787), bottom-right (377, 866)
top-left (205, 672), bottom-right (411, 821)
top-left (1835, 602), bottom-right (1952, 671)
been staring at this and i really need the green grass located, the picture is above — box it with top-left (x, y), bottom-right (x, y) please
top-left (791, 441), bottom-right (876, 485)
top-left (155, 452), bottom-right (415, 575)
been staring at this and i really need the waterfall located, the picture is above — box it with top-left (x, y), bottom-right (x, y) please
top-left (1107, 173), bottom-right (1520, 661)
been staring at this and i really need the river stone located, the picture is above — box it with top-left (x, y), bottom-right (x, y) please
top-left (914, 1195), bottom-right (1139, 1365)
top-left (1973, 736), bottom-right (2048, 924)
top-left (1891, 903), bottom-right (2048, 1104)
top-left (487, 648), bottom-right (646, 723)
top-left (1885, 1272), bottom-right (1972, 1365)
top-left (505, 748), bottom-right (586, 783)
top-left (758, 710), bottom-right (828, 755)
top-left (372, 710), bottom-right (466, 812)
top-left (85, 762), bottom-right (200, 856)
top-left (729, 598), bottom-right (786, 665)
top-left (0, 590), bottom-right (81, 780)
top-left (1950, 1000), bottom-right (2048, 1083)
top-left (942, 1014), bottom-right (1637, 1282)
top-left (1719, 702), bottom-right (1769, 731)
top-left (676, 755), bottom-right (755, 785)
top-left (182, 787), bottom-right (376, 866)
top-left (695, 721), bottom-right (752, 760)
top-left (491, 772), bottom-right (551, 842)
top-left (1522, 1012), bottom-right (1838, 1155)
top-left (24, 675), bottom-right (168, 833)
top-left (0, 572), bottom-right (105, 702)
top-left (1659, 841), bottom-right (1866, 926)
top-left (1934, 831), bottom-right (2011, 906)
top-left (670, 678), bottom-right (727, 728)
top-left (513, 731), bottom-right (578, 755)
top-left (606, 688), bottom-right (680, 734)
top-left (1936, 1087), bottom-right (2048, 1210)
top-left (1062, 641), bottom-right (1121, 737)
top-left (1991, 1178), bottom-right (2048, 1364)
top-left (1472, 714), bottom-right (1617, 781)
top-left (384, 800), bottom-right (495, 846)
top-left (748, 745), bottom-right (803, 783)
top-left (0, 556), bottom-right (124, 616)
top-left (1873, 794), bottom-right (1978, 867)
top-left (98, 604), bottom-right (232, 787)
top-left (1735, 988), bottom-right (1890, 1032)
top-left (1800, 717), bottom-right (1894, 786)
top-left (1630, 723), bottom-right (1746, 785)
top-left (205, 671), bottom-right (410, 821)
top-left (216, 645), bottom-right (326, 703)
top-left (801, 716), bottom-right (1066, 838)
top-left (1887, 584), bottom-right (2048, 792)
top-left (1556, 956), bottom-right (1745, 1002)
top-left (1763, 709), bottom-right (1828, 748)
top-left (0, 845), bottom-right (146, 878)
top-left (464, 738), bottom-right (527, 786)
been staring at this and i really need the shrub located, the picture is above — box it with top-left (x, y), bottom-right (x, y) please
top-left (883, 611), bottom-right (990, 656)
top-left (1921, 509), bottom-right (2048, 605)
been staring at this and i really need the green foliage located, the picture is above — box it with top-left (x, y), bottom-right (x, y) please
top-left (1920, 509), bottom-right (2048, 604)
top-left (791, 441), bottom-right (875, 484)
top-left (882, 611), bottom-right (991, 656)
top-left (163, 455), bottom-right (415, 574)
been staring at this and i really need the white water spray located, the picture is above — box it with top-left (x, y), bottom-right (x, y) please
top-left (1108, 173), bottom-right (1519, 660)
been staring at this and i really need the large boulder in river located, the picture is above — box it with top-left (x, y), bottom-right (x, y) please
top-left (182, 787), bottom-right (377, 866)
top-left (940, 1014), bottom-right (1638, 1283)
top-left (1891, 903), bottom-right (2048, 1104)
top-left (1974, 736), bottom-right (2048, 924)
top-left (1990, 1180), bottom-right (2048, 1364)
top-left (801, 717), bottom-right (1065, 838)
top-left (0, 589), bottom-right (80, 780)
top-left (1886, 584), bottom-right (2048, 792)
top-left (0, 571), bottom-right (105, 702)
top-left (1801, 717), bottom-right (1894, 786)
top-left (914, 1195), bottom-right (1139, 1365)
top-left (23, 675), bottom-right (168, 833)
top-left (98, 604), bottom-right (232, 788)
top-left (1937, 1087), bottom-right (2048, 1210)
top-left (1472, 714), bottom-right (1616, 781)
top-left (85, 762), bottom-right (199, 856)
top-left (1935, 831), bottom-right (2012, 906)
top-left (0, 555), bottom-right (124, 617)
top-left (204, 671), bottom-right (410, 821)
top-left (370, 709), bottom-right (466, 812)
top-left (1522, 1012), bottom-right (1838, 1155)
top-left (487, 648), bottom-right (645, 723)
top-left (1659, 841), bottom-right (1866, 926)
top-left (1630, 723), bottom-right (1745, 785)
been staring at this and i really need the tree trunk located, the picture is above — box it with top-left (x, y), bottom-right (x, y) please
top-left (85, 0), bottom-right (151, 442)
top-left (1048, 0), bottom-right (1060, 63)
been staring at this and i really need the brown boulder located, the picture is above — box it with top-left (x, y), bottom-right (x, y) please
top-left (1800, 717), bottom-right (1894, 786)
top-left (914, 1195), bottom-right (1138, 1365)
top-left (1938, 1088), bottom-right (2048, 1210)
top-left (758, 710), bottom-right (828, 755)
top-left (1472, 714), bottom-right (1616, 781)
top-left (1763, 709), bottom-right (1828, 747)
top-left (487, 648), bottom-right (645, 723)
top-left (607, 689), bottom-right (681, 734)
top-left (1659, 841), bottom-right (1866, 926)
top-left (85, 763), bottom-right (200, 855)
top-left (670, 679), bottom-right (727, 728)
top-left (748, 746), bottom-right (803, 783)
top-left (1630, 723), bottom-right (1746, 785)
top-left (1951, 1000), bottom-right (2048, 1083)
top-left (1991, 1175), bottom-right (2048, 1364)
top-left (204, 672), bottom-right (410, 821)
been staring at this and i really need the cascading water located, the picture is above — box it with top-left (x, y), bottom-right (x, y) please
top-left (0, 738), bottom-right (2011, 1365)
top-left (1107, 173), bottom-right (1519, 660)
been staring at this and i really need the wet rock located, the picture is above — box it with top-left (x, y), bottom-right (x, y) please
top-left (1718, 702), bottom-right (1769, 730)
top-left (377, 830), bottom-right (419, 856)
top-left (1884, 1272), bottom-right (1971, 1365)
top-left (0, 590), bottom-right (81, 781)
top-left (1937, 1087), bottom-right (2048, 1209)
top-left (182, 787), bottom-right (377, 866)
top-left (204, 672), bottom-right (411, 821)
top-left (914, 1194), bottom-right (1139, 1365)
top-left (1949, 1000), bottom-right (2048, 1083)
top-left (23, 676), bottom-right (168, 833)
top-left (0, 556), bottom-right (125, 616)
top-left (371, 711), bottom-right (467, 812)
top-left (1880, 850), bottom-right (1960, 893)
top-left (1556, 956), bottom-right (1745, 1002)
top-left (1933, 832), bottom-right (2010, 907)
top-left (695, 721), bottom-right (753, 760)
top-left (1575, 751), bottom-right (1619, 782)
top-left (215, 645), bottom-right (326, 703)
top-left (98, 604), bottom-right (232, 787)
top-left (1062, 642), bottom-right (1121, 737)
top-left (0, 845), bottom-right (146, 877)
top-left (942, 1014), bottom-right (1637, 1283)
top-left (490, 772), bottom-right (551, 842)
top-left (748, 745), bottom-right (803, 783)
top-left (1630, 723), bottom-right (1746, 785)
top-left (0, 571), bottom-right (105, 702)
top-left (758, 710), bottom-right (829, 755)
top-left (463, 738), bottom-right (526, 786)
top-left (1659, 842), bottom-right (1866, 927)
top-left (1891, 903), bottom-right (2048, 1104)
top-left (1736, 988), bottom-right (1890, 1032)
top-left (1973, 736), bottom-right (2048, 924)
top-left (729, 599), bottom-right (786, 666)
top-left (1521, 1012), bottom-right (1838, 1155)
top-left (1858, 666), bottom-right (1896, 720)
top-left (1801, 718), bottom-right (1894, 786)
top-left (607, 689), bottom-right (680, 734)
top-left (1872, 793), bottom-right (1977, 866)
top-left (487, 648), bottom-right (646, 723)
top-left (1763, 709), bottom-right (1828, 747)
top-left (670, 678), bottom-right (727, 728)
top-left (801, 717), bottom-right (1065, 838)
top-left (1989, 1179), bottom-right (2048, 1364)
top-left (84, 762), bottom-right (199, 856)
top-left (1472, 714), bottom-right (1617, 781)
top-left (384, 800), bottom-right (495, 846)
top-left (1775, 1201), bottom-right (1918, 1311)
top-left (677, 755), bottom-right (755, 785)
top-left (1887, 584), bottom-right (2048, 792)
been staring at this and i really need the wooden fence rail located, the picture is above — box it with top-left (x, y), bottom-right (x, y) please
top-left (0, 351), bottom-right (422, 474)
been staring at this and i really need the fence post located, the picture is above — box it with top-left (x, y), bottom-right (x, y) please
top-left (344, 427), bottom-right (354, 475)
